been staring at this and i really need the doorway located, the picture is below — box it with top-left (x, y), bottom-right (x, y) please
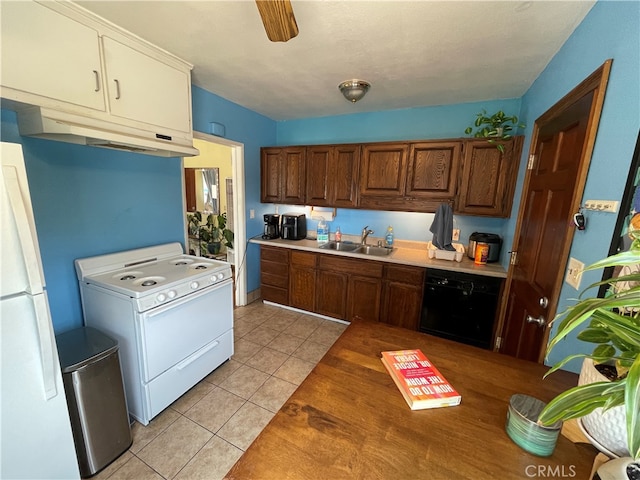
top-left (183, 132), bottom-right (247, 307)
top-left (498, 60), bottom-right (612, 362)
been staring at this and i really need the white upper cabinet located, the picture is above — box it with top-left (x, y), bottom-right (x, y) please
top-left (102, 36), bottom-right (191, 133)
top-left (0, 1), bottom-right (105, 111)
top-left (0, 1), bottom-right (195, 143)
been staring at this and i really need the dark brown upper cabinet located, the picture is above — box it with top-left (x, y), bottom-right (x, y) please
top-left (359, 141), bottom-right (462, 212)
top-left (306, 144), bottom-right (360, 207)
top-left (260, 147), bottom-right (306, 204)
top-left (455, 136), bottom-right (524, 217)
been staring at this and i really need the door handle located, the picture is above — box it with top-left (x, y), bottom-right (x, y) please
top-left (539, 296), bottom-right (549, 308)
top-left (114, 79), bottom-right (121, 99)
top-left (526, 314), bottom-right (546, 327)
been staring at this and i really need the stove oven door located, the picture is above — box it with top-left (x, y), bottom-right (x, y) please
top-left (139, 280), bottom-right (233, 384)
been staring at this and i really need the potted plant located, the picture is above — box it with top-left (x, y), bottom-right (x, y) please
top-left (537, 234), bottom-right (640, 467)
top-left (199, 212), bottom-right (234, 255)
top-left (464, 109), bottom-right (525, 152)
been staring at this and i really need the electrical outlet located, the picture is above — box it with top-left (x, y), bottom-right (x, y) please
top-left (452, 229), bottom-right (460, 241)
top-left (565, 257), bottom-right (584, 289)
top-left (250, 209), bottom-right (255, 219)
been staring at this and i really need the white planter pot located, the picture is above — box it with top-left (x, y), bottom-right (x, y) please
top-left (578, 358), bottom-right (630, 457)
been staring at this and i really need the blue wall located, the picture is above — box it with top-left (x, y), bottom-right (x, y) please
top-left (513, 0), bottom-right (640, 371)
top-left (190, 85), bottom-right (277, 292)
top-left (1, 110), bottom-right (185, 333)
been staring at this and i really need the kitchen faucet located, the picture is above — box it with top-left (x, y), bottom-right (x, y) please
top-left (361, 226), bottom-right (374, 245)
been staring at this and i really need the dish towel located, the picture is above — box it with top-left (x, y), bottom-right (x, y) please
top-left (429, 203), bottom-right (456, 251)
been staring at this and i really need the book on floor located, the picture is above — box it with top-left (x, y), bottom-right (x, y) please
top-left (381, 349), bottom-right (461, 410)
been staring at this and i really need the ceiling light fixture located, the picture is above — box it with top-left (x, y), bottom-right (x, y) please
top-left (338, 79), bottom-right (371, 103)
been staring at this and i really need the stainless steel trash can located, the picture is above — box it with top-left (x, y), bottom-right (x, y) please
top-left (56, 326), bottom-right (132, 477)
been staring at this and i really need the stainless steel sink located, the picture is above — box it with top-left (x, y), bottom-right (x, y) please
top-left (355, 245), bottom-right (395, 256)
top-left (318, 241), bottom-right (360, 252)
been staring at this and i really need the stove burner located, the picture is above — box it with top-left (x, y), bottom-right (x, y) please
top-left (175, 261), bottom-right (188, 266)
top-left (195, 265), bottom-right (207, 270)
top-left (132, 276), bottom-right (166, 288)
top-left (121, 274), bottom-right (136, 281)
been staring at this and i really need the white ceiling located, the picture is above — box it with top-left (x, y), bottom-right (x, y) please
top-left (77, 0), bottom-right (595, 121)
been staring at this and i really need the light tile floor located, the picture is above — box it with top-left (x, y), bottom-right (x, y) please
top-left (94, 301), bottom-right (348, 480)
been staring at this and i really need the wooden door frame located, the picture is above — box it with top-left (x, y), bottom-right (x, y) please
top-left (495, 59), bottom-right (612, 362)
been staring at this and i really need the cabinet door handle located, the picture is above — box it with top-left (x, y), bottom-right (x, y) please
top-left (114, 79), bottom-right (121, 99)
top-left (93, 70), bottom-right (100, 92)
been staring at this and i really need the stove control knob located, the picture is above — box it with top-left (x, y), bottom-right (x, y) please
top-left (167, 290), bottom-right (177, 299)
top-left (156, 293), bottom-right (167, 302)
top-left (218, 273), bottom-right (225, 280)
top-left (190, 281), bottom-right (199, 290)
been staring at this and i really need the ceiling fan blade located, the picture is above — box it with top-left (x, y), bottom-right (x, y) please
top-left (255, 0), bottom-right (299, 42)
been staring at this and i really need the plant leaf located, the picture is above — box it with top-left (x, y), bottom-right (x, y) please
top-left (626, 355), bottom-right (640, 459)
top-left (538, 381), bottom-right (622, 425)
top-left (577, 328), bottom-right (611, 343)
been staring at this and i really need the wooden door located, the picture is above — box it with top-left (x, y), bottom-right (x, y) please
top-left (260, 148), bottom-right (281, 203)
top-left (289, 251), bottom-right (316, 311)
top-left (380, 265), bottom-right (425, 330)
top-left (332, 145), bottom-right (360, 207)
top-left (456, 137), bottom-right (523, 217)
top-left (499, 61), bottom-right (612, 361)
top-left (281, 148), bottom-right (306, 204)
top-left (359, 143), bottom-right (409, 208)
top-left (306, 146), bottom-right (331, 206)
top-left (347, 275), bottom-right (382, 322)
top-left (406, 142), bottom-right (461, 200)
top-left (316, 269), bottom-right (348, 319)
top-left (184, 168), bottom-right (197, 212)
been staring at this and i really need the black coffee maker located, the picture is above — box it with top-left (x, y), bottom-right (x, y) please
top-left (263, 213), bottom-right (280, 239)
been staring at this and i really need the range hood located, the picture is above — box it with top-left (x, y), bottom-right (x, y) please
top-left (16, 107), bottom-right (199, 158)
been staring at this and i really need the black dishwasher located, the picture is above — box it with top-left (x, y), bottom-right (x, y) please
top-left (420, 269), bottom-right (502, 349)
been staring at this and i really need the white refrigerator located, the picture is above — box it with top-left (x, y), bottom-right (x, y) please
top-left (1, 142), bottom-right (80, 479)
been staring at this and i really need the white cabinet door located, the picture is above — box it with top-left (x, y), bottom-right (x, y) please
top-left (0, 1), bottom-right (105, 111)
top-left (102, 36), bottom-right (192, 134)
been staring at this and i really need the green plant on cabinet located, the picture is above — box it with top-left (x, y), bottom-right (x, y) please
top-left (464, 109), bottom-right (525, 152)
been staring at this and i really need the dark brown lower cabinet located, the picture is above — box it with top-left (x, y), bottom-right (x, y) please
top-left (347, 275), bottom-right (382, 322)
top-left (289, 251), bottom-right (317, 312)
top-left (316, 269), bottom-right (348, 319)
top-left (260, 246), bottom-right (289, 305)
top-left (380, 264), bottom-right (425, 330)
top-left (260, 246), bottom-right (426, 330)
top-left (318, 255), bottom-right (383, 322)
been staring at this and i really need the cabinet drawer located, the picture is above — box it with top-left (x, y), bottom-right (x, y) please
top-left (260, 260), bottom-right (289, 279)
top-left (385, 264), bottom-right (425, 284)
top-left (290, 251), bottom-right (317, 267)
top-left (319, 255), bottom-right (383, 278)
top-left (261, 285), bottom-right (289, 305)
top-left (261, 271), bottom-right (289, 289)
top-left (261, 246), bottom-right (289, 263)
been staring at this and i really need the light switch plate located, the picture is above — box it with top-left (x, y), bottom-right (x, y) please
top-left (565, 257), bottom-right (584, 289)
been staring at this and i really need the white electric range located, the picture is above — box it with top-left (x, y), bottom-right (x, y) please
top-left (75, 243), bottom-right (234, 425)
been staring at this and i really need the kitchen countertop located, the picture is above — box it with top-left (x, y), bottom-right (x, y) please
top-left (250, 236), bottom-right (507, 278)
top-left (226, 319), bottom-right (597, 480)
